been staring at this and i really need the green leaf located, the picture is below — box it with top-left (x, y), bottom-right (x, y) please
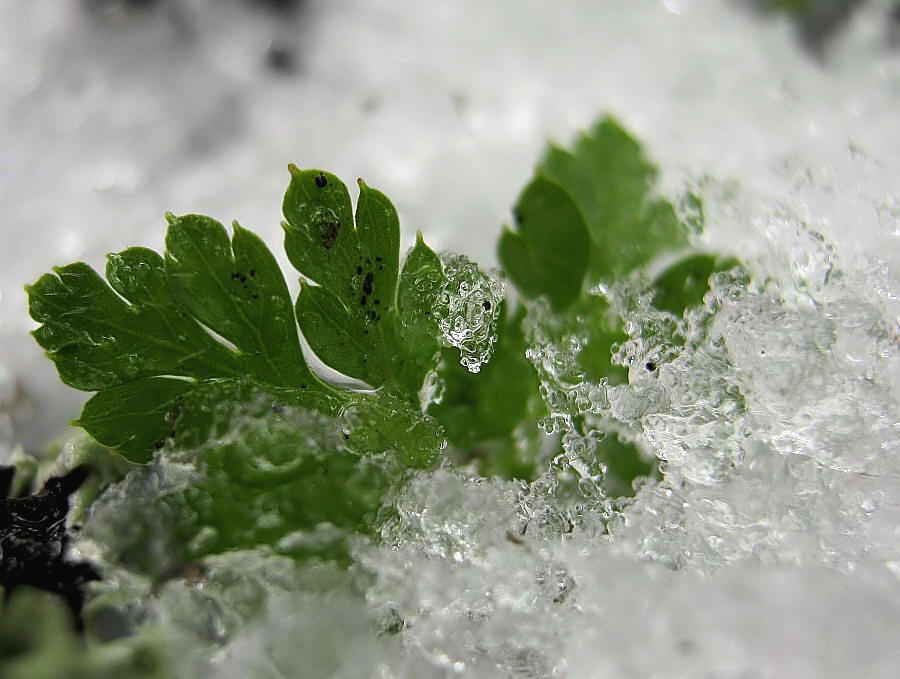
top-left (29, 215), bottom-right (335, 463)
top-left (282, 168), bottom-right (360, 302)
top-left (75, 377), bottom-right (194, 463)
top-left (396, 232), bottom-right (444, 393)
top-left (570, 294), bottom-right (629, 386)
top-left (651, 254), bottom-right (740, 316)
top-left (355, 179), bottom-right (401, 308)
top-left (494, 115), bottom-right (744, 500)
top-left (28, 168), bottom-right (453, 471)
top-left (88, 392), bottom-right (443, 573)
top-left (283, 169), bottom-right (397, 387)
top-left (165, 215), bottom-right (313, 388)
top-left (539, 116), bottom-right (688, 281)
top-left (28, 251), bottom-right (240, 391)
top-left (429, 305), bottom-right (545, 480)
top-left (595, 430), bottom-right (657, 498)
top-left (499, 175), bottom-right (590, 311)
top-left (295, 282), bottom-right (384, 387)
top-left (283, 167), bottom-right (447, 395)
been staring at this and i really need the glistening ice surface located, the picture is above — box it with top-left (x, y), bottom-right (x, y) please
top-left (2, 1), bottom-right (899, 677)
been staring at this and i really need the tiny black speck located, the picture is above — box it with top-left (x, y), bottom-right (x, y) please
top-left (356, 266), bottom-right (363, 275)
top-left (375, 256), bottom-right (382, 262)
top-left (645, 361), bottom-right (657, 372)
top-left (250, 269), bottom-right (256, 277)
top-left (252, 293), bottom-right (259, 299)
top-left (315, 173), bottom-right (328, 188)
top-left (374, 299), bottom-right (380, 305)
top-left (360, 295), bottom-right (367, 306)
top-left (482, 300), bottom-right (491, 311)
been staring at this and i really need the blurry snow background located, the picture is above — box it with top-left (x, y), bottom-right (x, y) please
top-left (1, 0), bottom-right (898, 677)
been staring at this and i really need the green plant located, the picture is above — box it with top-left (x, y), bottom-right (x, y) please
top-left (9, 117), bottom-right (740, 653)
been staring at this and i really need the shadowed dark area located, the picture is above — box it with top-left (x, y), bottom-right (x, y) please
top-left (0, 466), bottom-right (100, 628)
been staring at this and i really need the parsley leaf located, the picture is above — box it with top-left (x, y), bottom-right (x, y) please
top-left (539, 116), bottom-right (688, 281)
top-left (395, 232), bottom-right (445, 394)
top-left (493, 116), bottom-right (743, 494)
top-left (28, 215), bottom-right (339, 463)
top-left (500, 116), bottom-right (690, 305)
top-left (498, 176), bottom-right (590, 311)
top-left (428, 305), bottom-right (546, 480)
top-left (650, 253), bottom-right (741, 316)
top-left (28, 170), bottom-right (449, 464)
top-left (284, 169), bottom-right (408, 389)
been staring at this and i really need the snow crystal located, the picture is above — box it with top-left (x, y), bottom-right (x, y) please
top-left (433, 254), bottom-right (505, 373)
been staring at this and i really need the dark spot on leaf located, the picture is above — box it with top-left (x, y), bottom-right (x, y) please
top-left (360, 295), bottom-right (367, 306)
top-left (320, 221), bottom-right (340, 249)
top-left (250, 269), bottom-right (255, 277)
top-left (363, 272), bottom-right (374, 296)
top-left (482, 300), bottom-right (491, 311)
top-left (356, 266), bottom-right (363, 275)
top-left (645, 361), bottom-right (657, 372)
top-left (315, 173), bottom-right (328, 188)
top-left (252, 293), bottom-right (259, 299)
top-left (374, 299), bottom-right (380, 305)
top-left (376, 256), bottom-right (382, 262)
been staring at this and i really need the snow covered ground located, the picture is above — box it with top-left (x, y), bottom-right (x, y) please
top-left (1, 1), bottom-right (898, 677)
